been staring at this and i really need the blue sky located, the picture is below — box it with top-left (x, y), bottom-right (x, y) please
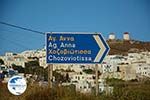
top-left (0, 0), bottom-right (150, 55)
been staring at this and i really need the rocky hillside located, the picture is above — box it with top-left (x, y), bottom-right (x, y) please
top-left (107, 40), bottom-right (150, 55)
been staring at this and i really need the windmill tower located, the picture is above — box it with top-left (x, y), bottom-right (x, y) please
top-left (108, 33), bottom-right (116, 40)
top-left (123, 32), bottom-right (130, 41)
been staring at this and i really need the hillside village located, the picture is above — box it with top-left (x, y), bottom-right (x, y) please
top-left (0, 33), bottom-right (150, 94)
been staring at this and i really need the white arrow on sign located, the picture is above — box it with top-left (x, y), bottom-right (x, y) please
top-left (93, 35), bottom-right (106, 62)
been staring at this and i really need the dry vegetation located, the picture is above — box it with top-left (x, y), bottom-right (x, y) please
top-left (1, 80), bottom-right (150, 100)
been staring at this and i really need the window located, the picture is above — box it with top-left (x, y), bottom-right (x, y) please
top-left (78, 76), bottom-right (80, 80)
top-left (144, 67), bottom-right (148, 70)
top-left (117, 66), bottom-right (120, 72)
top-left (99, 88), bottom-right (102, 92)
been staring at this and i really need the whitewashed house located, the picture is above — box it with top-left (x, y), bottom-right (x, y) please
top-left (135, 63), bottom-right (150, 78)
top-left (76, 81), bottom-right (91, 93)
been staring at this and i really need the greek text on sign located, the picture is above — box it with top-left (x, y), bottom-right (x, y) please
top-left (46, 32), bottom-right (110, 64)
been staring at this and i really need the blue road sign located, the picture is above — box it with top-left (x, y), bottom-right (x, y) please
top-left (46, 32), bottom-right (110, 64)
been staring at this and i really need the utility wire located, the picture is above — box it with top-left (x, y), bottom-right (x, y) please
top-left (0, 21), bottom-right (45, 35)
top-left (1, 21), bottom-right (147, 52)
top-left (0, 21), bottom-right (45, 51)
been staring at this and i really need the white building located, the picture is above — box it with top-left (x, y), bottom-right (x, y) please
top-left (53, 64), bottom-right (73, 71)
top-left (70, 74), bottom-right (95, 87)
top-left (101, 55), bottom-right (128, 73)
top-left (20, 49), bottom-right (46, 58)
top-left (127, 53), bottom-right (141, 62)
top-left (20, 50), bottom-right (36, 58)
top-left (76, 81), bottom-right (91, 93)
top-left (3, 53), bottom-right (27, 68)
top-left (135, 63), bottom-right (150, 78)
top-left (34, 49), bottom-right (46, 58)
top-left (5, 52), bottom-right (14, 56)
top-left (118, 64), bottom-right (136, 80)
